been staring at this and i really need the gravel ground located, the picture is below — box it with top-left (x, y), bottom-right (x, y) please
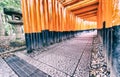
top-left (16, 32), bottom-right (95, 77)
top-left (90, 36), bottom-right (110, 77)
top-left (0, 31), bottom-right (96, 77)
top-left (0, 36), bottom-right (25, 53)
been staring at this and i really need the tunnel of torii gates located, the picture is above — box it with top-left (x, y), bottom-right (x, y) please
top-left (21, 0), bottom-right (120, 76)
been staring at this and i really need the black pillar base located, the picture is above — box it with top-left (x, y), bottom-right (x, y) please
top-left (25, 30), bottom-right (79, 53)
top-left (112, 26), bottom-right (120, 77)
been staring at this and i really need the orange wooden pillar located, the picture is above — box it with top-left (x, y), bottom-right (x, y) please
top-left (21, 0), bottom-right (32, 52)
top-left (21, 0), bottom-right (81, 52)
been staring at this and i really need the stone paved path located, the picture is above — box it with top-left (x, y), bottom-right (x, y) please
top-left (15, 32), bottom-right (96, 77)
top-left (0, 31), bottom-right (96, 77)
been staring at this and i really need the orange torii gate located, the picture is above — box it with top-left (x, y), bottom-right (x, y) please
top-left (21, 0), bottom-right (120, 53)
top-left (21, 0), bottom-right (97, 52)
top-left (21, 0), bottom-right (120, 76)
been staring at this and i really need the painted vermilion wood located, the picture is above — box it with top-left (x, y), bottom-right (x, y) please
top-left (48, 0), bottom-right (53, 31)
top-left (67, 0), bottom-right (98, 11)
top-left (62, 0), bottom-right (83, 7)
top-left (40, 0), bottom-right (45, 30)
top-left (21, 0), bottom-right (30, 33)
top-left (77, 10), bottom-right (97, 17)
top-left (36, 0), bottom-right (42, 32)
top-left (21, 0), bottom-right (120, 53)
top-left (52, 0), bottom-right (56, 31)
top-left (21, 0), bottom-right (120, 32)
top-left (30, 0), bottom-right (37, 33)
top-left (21, 0), bottom-right (97, 33)
top-left (97, 0), bottom-right (102, 29)
top-left (83, 16), bottom-right (97, 21)
top-left (55, 1), bottom-right (59, 31)
top-left (104, 0), bottom-right (112, 28)
top-left (80, 13), bottom-right (97, 18)
top-left (44, 0), bottom-right (49, 30)
top-left (73, 5), bottom-right (98, 15)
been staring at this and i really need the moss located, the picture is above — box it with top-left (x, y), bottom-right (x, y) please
top-left (10, 40), bottom-right (25, 47)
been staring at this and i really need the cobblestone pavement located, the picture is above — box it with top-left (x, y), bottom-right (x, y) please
top-left (15, 32), bottom-right (96, 77)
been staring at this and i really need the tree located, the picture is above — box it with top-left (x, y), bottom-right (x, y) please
top-left (0, 0), bottom-right (21, 12)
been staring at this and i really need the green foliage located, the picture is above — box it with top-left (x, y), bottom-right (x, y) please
top-left (0, 0), bottom-right (21, 36)
top-left (4, 23), bottom-right (12, 36)
top-left (0, 0), bottom-right (21, 12)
